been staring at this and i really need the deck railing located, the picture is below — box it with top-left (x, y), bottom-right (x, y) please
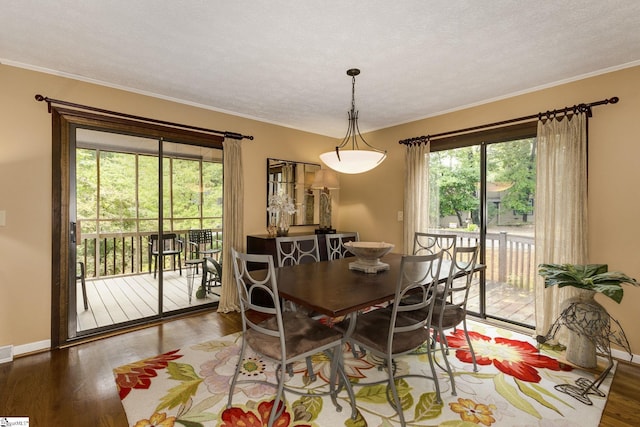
top-left (78, 229), bottom-right (223, 279)
top-left (442, 230), bottom-right (536, 291)
top-left (79, 228), bottom-right (535, 291)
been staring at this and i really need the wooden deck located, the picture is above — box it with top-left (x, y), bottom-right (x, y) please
top-left (76, 270), bottom-right (535, 333)
top-left (76, 269), bottom-right (220, 332)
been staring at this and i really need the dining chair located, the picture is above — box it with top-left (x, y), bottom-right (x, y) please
top-left (325, 232), bottom-right (360, 260)
top-left (432, 245), bottom-right (480, 375)
top-left (274, 235), bottom-right (320, 266)
top-left (413, 232), bottom-right (457, 261)
top-left (228, 249), bottom-right (356, 426)
top-left (148, 233), bottom-right (183, 279)
top-left (342, 252), bottom-right (443, 425)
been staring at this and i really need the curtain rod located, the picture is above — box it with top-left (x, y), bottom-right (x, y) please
top-left (34, 94), bottom-right (254, 141)
top-left (398, 96), bottom-right (619, 146)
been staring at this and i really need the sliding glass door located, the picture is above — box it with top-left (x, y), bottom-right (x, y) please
top-left (428, 128), bottom-right (537, 328)
top-left (68, 128), bottom-right (223, 339)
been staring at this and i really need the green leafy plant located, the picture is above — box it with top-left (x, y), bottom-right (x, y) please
top-left (538, 263), bottom-right (639, 304)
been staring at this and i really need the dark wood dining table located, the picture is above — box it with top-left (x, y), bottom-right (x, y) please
top-left (273, 253), bottom-right (483, 319)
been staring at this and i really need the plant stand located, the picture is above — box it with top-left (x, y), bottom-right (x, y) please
top-left (537, 291), bottom-right (632, 404)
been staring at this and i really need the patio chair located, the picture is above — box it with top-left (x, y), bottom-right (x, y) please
top-left (341, 252), bottom-right (443, 425)
top-left (77, 261), bottom-right (88, 310)
top-left (227, 249), bottom-right (356, 426)
top-left (188, 229), bottom-right (220, 273)
top-left (148, 233), bottom-right (183, 279)
top-left (202, 255), bottom-right (222, 296)
top-left (325, 232), bottom-right (359, 260)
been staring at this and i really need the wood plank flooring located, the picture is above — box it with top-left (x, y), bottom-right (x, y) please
top-left (77, 270), bottom-right (219, 332)
top-left (1, 310), bottom-right (637, 427)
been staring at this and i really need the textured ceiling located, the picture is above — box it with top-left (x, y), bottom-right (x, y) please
top-left (2, 1), bottom-right (640, 137)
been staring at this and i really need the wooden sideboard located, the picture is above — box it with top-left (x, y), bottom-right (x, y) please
top-left (247, 231), bottom-right (356, 263)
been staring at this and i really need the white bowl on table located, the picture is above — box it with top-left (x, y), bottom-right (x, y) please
top-left (344, 241), bottom-right (395, 274)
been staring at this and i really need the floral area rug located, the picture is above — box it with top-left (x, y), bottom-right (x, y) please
top-left (114, 320), bottom-right (614, 426)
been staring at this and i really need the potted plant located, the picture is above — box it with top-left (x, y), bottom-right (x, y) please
top-left (538, 263), bottom-right (639, 304)
top-left (538, 263), bottom-right (639, 367)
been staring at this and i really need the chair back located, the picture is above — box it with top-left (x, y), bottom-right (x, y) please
top-left (326, 232), bottom-right (360, 260)
top-left (230, 248), bottom-right (284, 340)
top-left (442, 244), bottom-right (479, 310)
top-left (275, 235), bottom-right (320, 267)
top-left (188, 229), bottom-right (213, 253)
top-left (413, 232), bottom-right (457, 260)
top-left (149, 233), bottom-right (182, 254)
top-left (388, 252), bottom-right (443, 352)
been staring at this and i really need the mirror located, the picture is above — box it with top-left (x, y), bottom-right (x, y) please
top-left (267, 158), bottom-right (321, 227)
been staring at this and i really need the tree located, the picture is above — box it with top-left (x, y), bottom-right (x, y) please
top-left (488, 138), bottom-right (536, 223)
top-left (430, 146), bottom-right (480, 227)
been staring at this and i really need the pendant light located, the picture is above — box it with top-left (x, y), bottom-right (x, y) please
top-left (319, 68), bottom-right (387, 174)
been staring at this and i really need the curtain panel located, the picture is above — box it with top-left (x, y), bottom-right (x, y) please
top-left (217, 138), bottom-right (244, 312)
top-left (403, 142), bottom-right (430, 254)
top-left (534, 113), bottom-right (588, 341)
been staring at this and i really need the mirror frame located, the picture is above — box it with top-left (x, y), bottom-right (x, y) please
top-left (266, 158), bottom-right (321, 227)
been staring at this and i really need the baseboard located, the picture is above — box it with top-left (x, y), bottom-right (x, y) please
top-left (12, 339), bottom-right (51, 358)
top-left (612, 347), bottom-right (639, 365)
top-left (0, 345), bottom-right (13, 363)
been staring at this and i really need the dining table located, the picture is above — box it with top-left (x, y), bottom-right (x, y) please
top-left (272, 253), bottom-right (484, 321)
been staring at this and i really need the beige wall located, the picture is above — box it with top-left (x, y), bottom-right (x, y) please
top-left (0, 64), bottom-right (332, 351)
top-left (342, 66), bottom-right (640, 357)
top-left (1, 63), bottom-right (639, 358)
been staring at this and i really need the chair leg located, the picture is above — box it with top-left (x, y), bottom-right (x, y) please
top-left (437, 327), bottom-right (457, 396)
top-left (462, 319), bottom-right (478, 372)
top-left (227, 338), bottom-right (246, 409)
top-left (78, 262), bottom-right (88, 310)
top-left (305, 356), bottom-right (316, 382)
top-left (386, 356), bottom-right (405, 425)
top-left (153, 255), bottom-right (158, 279)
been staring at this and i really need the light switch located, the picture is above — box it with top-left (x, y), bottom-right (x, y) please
top-left (0, 210), bottom-right (5, 226)
top-left (397, 211), bottom-right (403, 221)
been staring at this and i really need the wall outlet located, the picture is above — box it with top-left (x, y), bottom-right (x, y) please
top-left (397, 211), bottom-right (403, 221)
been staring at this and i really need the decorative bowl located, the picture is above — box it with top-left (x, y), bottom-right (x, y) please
top-left (344, 241), bottom-right (395, 273)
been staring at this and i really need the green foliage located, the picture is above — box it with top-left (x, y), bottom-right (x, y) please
top-left (538, 263), bottom-right (640, 304)
top-left (488, 139), bottom-right (536, 222)
top-left (430, 147), bottom-right (480, 226)
top-left (429, 138), bottom-right (537, 227)
top-left (76, 147), bottom-right (223, 275)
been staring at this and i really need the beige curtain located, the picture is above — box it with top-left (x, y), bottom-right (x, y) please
top-left (217, 138), bottom-right (244, 312)
top-left (403, 142), bottom-right (430, 254)
top-left (534, 113), bottom-right (588, 341)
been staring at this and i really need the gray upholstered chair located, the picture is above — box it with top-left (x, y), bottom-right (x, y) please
top-left (403, 244), bottom-right (480, 396)
top-left (433, 245), bottom-right (480, 373)
top-left (342, 252), bottom-right (443, 425)
top-left (325, 232), bottom-right (359, 260)
top-left (227, 249), bottom-right (355, 426)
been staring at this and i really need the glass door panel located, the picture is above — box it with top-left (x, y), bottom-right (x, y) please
top-left (429, 138), bottom-right (536, 328)
top-left (428, 146), bottom-right (481, 313)
top-left (73, 129), bottom-right (161, 336)
top-left (485, 138), bottom-right (536, 326)
top-left (160, 141), bottom-right (223, 315)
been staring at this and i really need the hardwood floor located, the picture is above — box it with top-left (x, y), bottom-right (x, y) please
top-left (1, 310), bottom-right (638, 426)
